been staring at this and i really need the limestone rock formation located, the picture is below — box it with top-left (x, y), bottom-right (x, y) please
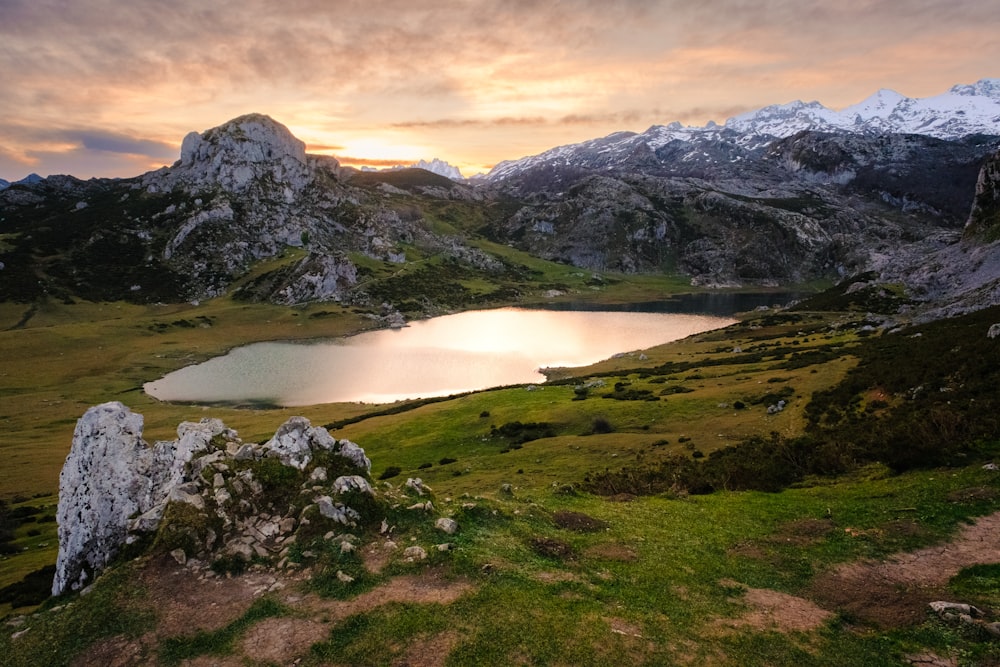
top-left (174, 114), bottom-right (312, 195)
top-left (52, 407), bottom-right (379, 596)
top-left (52, 402), bottom-right (233, 595)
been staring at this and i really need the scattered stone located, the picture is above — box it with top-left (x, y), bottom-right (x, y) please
top-left (332, 475), bottom-right (374, 495)
top-left (336, 570), bottom-right (355, 583)
top-left (929, 601), bottom-right (984, 619)
top-left (335, 439), bottom-right (372, 473)
top-left (435, 518), bottom-right (459, 535)
top-left (988, 323), bottom-right (1000, 339)
top-left (309, 467), bottom-right (328, 483)
top-left (405, 478), bottom-right (429, 496)
top-left (170, 548), bottom-right (187, 566)
top-left (404, 546), bottom-right (428, 561)
top-left (315, 496), bottom-right (360, 525)
top-left (408, 501), bottom-right (433, 511)
top-left (500, 483), bottom-right (513, 495)
top-left (437, 543), bottom-right (454, 552)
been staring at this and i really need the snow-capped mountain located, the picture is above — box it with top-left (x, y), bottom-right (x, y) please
top-left (410, 158), bottom-right (464, 181)
top-left (488, 79), bottom-right (1000, 181)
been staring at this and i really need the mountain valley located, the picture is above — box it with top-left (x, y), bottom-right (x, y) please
top-left (3, 80), bottom-right (1000, 666)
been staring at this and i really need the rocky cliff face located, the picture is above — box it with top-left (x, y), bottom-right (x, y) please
top-left (52, 403), bottom-right (403, 597)
top-left (480, 132), bottom-right (997, 286)
top-left (965, 151), bottom-right (1000, 241)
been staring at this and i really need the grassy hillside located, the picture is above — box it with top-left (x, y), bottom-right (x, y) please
top-left (2, 273), bottom-right (1000, 665)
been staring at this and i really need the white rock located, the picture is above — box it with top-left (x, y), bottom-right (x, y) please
top-left (332, 475), bottom-right (374, 495)
top-left (435, 518), bottom-right (459, 535)
top-left (54, 403), bottom-right (163, 596)
top-left (404, 546), bottom-right (428, 561)
top-left (336, 439), bottom-right (372, 473)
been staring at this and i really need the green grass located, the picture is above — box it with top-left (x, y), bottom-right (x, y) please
top-left (157, 596), bottom-right (289, 665)
top-left (2, 458), bottom-right (999, 666)
top-left (4, 277), bottom-right (1000, 665)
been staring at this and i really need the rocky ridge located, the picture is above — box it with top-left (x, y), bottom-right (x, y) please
top-left (0, 114), bottom-right (499, 307)
top-left (1, 80), bottom-right (1000, 310)
top-left (52, 403), bottom-right (454, 598)
top-left (487, 78), bottom-right (1000, 182)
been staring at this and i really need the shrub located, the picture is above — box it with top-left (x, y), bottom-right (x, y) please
top-left (589, 417), bottom-right (614, 435)
top-left (378, 466), bottom-right (402, 480)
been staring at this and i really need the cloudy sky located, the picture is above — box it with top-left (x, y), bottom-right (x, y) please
top-left (1, 0), bottom-right (997, 181)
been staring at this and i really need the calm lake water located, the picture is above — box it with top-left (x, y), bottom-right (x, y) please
top-left (145, 296), bottom-right (794, 406)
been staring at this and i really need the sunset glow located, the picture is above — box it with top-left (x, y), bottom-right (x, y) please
top-left (1, 1), bottom-right (997, 181)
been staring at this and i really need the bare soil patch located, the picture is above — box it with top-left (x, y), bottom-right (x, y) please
top-left (70, 635), bottom-right (147, 667)
top-left (530, 536), bottom-right (576, 560)
top-left (584, 542), bottom-right (638, 562)
top-left (240, 617), bottom-right (329, 663)
top-left (533, 570), bottom-right (582, 584)
top-left (552, 510), bottom-right (609, 532)
top-left (78, 559), bottom-right (472, 666)
top-left (947, 486), bottom-right (1000, 504)
top-left (770, 518), bottom-right (836, 545)
top-left (293, 570), bottom-right (474, 621)
top-left (720, 586), bottom-right (833, 634)
top-left (810, 511), bottom-right (1000, 628)
top-left (139, 555), bottom-right (282, 638)
top-left (391, 630), bottom-right (460, 667)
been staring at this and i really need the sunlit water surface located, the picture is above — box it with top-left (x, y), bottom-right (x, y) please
top-left (144, 307), bottom-right (739, 406)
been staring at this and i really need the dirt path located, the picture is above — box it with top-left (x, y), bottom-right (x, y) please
top-left (75, 559), bottom-right (474, 667)
top-left (809, 511), bottom-right (1000, 628)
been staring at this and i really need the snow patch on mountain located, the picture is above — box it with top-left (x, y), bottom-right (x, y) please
top-left (410, 158), bottom-right (464, 181)
top-left (488, 79), bottom-right (1000, 182)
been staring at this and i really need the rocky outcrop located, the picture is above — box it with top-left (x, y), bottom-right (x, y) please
top-left (52, 405), bottom-right (378, 596)
top-left (965, 150), bottom-right (1000, 241)
top-left (0, 114), bottom-right (515, 308)
top-left (175, 114), bottom-right (311, 195)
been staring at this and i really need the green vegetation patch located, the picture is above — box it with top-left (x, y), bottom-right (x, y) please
top-left (158, 596), bottom-right (289, 666)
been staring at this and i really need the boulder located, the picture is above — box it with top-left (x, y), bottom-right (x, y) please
top-left (53, 404), bottom-right (379, 597)
top-left (435, 518), bottom-right (459, 535)
top-left (54, 403), bottom-right (161, 596)
top-left (332, 475), bottom-right (374, 495)
top-left (336, 439), bottom-right (372, 473)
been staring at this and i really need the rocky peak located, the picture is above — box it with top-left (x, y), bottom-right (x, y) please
top-left (410, 158), bottom-right (464, 181)
top-left (166, 113), bottom-right (312, 194)
top-left (950, 78), bottom-right (1000, 99)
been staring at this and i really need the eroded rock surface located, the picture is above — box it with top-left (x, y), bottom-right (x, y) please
top-left (53, 406), bottom-right (379, 596)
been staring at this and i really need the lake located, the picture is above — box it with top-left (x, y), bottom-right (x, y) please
top-left (144, 296), bottom-right (793, 406)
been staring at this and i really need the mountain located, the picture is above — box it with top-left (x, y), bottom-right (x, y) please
top-left (0, 114), bottom-right (501, 309)
top-left (3, 81), bottom-right (1000, 315)
top-left (478, 80), bottom-right (1000, 292)
top-left (487, 79), bottom-right (1000, 182)
top-left (410, 158), bottom-right (464, 181)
